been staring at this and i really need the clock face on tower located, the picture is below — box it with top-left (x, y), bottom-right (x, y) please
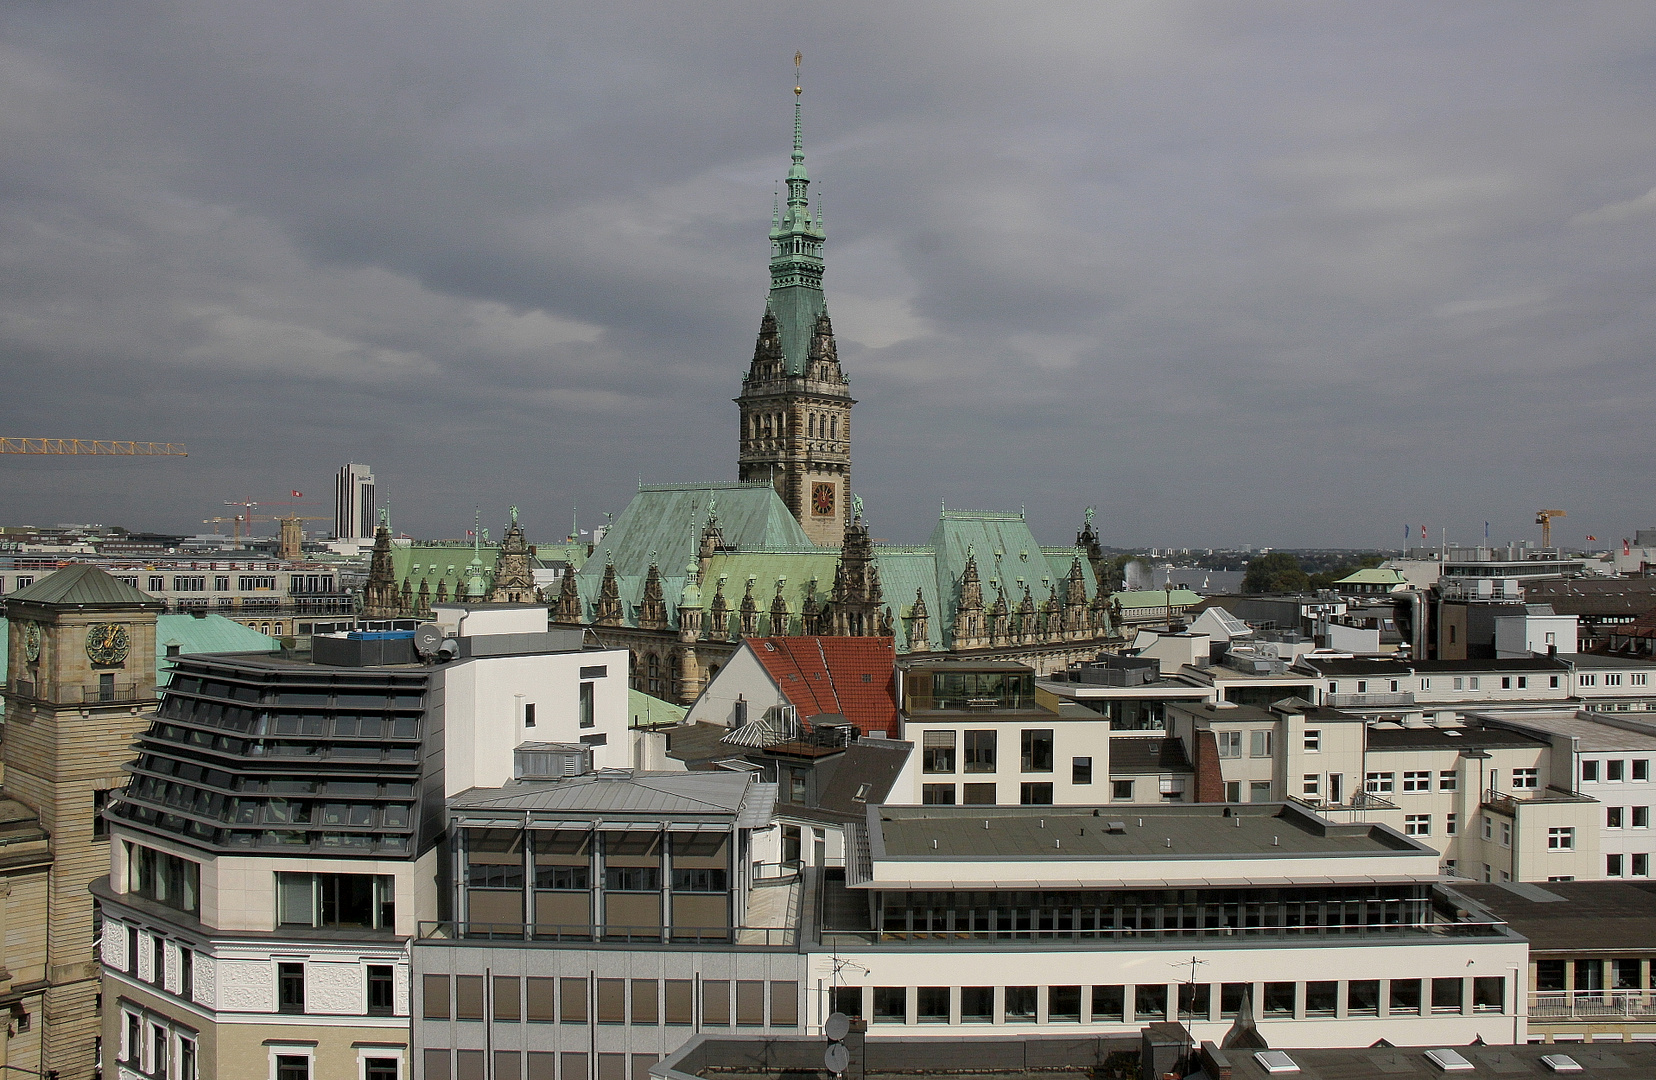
top-left (85, 623), bottom-right (130, 667)
top-left (812, 482), bottom-right (836, 517)
top-left (22, 623), bottom-right (41, 662)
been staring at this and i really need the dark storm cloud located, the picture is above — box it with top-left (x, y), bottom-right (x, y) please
top-left (1, 2), bottom-right (1654, 549)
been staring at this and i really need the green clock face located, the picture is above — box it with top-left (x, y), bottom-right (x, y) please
top-left (22, 623), bottom-right (41, 662)
top-left (85, 623), bottom-right (130, 666)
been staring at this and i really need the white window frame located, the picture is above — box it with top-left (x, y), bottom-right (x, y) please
top-left (1548, 827), bottom-right (1575, 851)
top-left (1249, 730), bottom-right (1272, 758)
top-left (1365, 772), bottom-right (1394, 795)
top-left (1216, 731), bottom-right (1242, 759)
top-left (1302, 774), bottom-right (1320, 798)
top-left (1447, 813), bottom-right (1458, 836)
top-left (356, 1048), bottom-right (405, 1080)
top-left (1404, 814), bottom-right (1431, 836)
top-left (1500, 821), bottom-right (1512, 848)
top-left (1402, 771), bottom-right (1432, 793)
top-left (1439, 771), bottom-right (1458, 792)
top-left (1511, 768), bottom-right (1539, 790)
top-left (1303, 730), bottom-right (1320, 753)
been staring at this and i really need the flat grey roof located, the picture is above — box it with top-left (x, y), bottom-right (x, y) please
top-left (1570, 653), bottom-right (1656, 669)
top-left (1452, 881), bottom-right (1656, 954)
top-left (1365, 724), bottom-right (1547, 750)
top-left (451, 770), bottom-right (775, 827)
top-left (1488, 710), bottom-right (1656, 751)
top-left (870, 804), bottom-right (1420, 861)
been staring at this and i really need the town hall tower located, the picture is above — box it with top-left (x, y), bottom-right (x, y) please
top-left (736, 70), bottom-right (854, 547)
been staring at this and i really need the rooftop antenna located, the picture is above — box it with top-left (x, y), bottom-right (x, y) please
top-left (1171, 955), bottom-right (1208, 1072)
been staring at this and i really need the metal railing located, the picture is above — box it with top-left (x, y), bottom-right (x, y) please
top-left (1531, 990), bottom-right (1656, 1020)
top-left (1327, 692), bottom-right (1414, 708)
top-left (820, 919), bottom-right (1511, 947)
top-left (7, 679), bottom-right (144, 704)
top-left (416, 922), bottom-right (795, 946)
top-left (751, 861), bottom-right (803, 883)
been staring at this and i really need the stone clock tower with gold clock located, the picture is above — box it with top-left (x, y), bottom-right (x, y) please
top-left (736, 69), bottom-right (855, 547)
top-left (1, 564), bottom-right (161, 1080)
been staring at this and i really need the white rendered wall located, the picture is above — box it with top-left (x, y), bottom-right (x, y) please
top-left (683, 644), bottom-right (787, 729)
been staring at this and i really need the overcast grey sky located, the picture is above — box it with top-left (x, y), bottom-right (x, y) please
top-left (2, 2), bottom-right (1653, 550)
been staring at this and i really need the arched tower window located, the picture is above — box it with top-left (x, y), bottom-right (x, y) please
top-left (808, 414), bottom-right (816, 438)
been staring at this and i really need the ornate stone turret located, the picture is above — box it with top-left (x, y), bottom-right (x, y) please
top-left (488, 506), bottom-right (536, 603)
top-left (400, 578), bottom-right (414, 613)
top-left (953, 546), bottom-right (987, 650)
top-left (675, 560), bottom-right (705, 700)
top-left (1065, 555), bottom-right (1089, 641)
top-left (416, 575), bottom-right (432, 618)
top-left (362, 524), bottom-right (402, 618)
top-left (904, 587), bottom-right (931, 654)
top-left (738, 576), bottom-right (759, 638)
top-left (769, 577), bottom-right (791, 636)
top-left (1041, 585), bottom-right (1061, 643)
top-left (638, 560), bottom-right (669, 631)
top-left (801, 576), bottom-right (822, 636)
top-left (594, 557), bottom-right (623, 627)
top-left (988, 588), bottom-right (1010, 646)
top-left (1077, 506), bottom-right (1108, 592)
top-left (1017, 586), bottom-right (1036, 645)
top-left (708, 575), bottom-right (731, 641)
top-left (735, 67), bottom-right (855, 545)
top-left (825, 503), bottom-right (887, 636)
top-left (435, 578), bottom-right (450, 605)
top-left (552, 564), bottom-right (582, 625)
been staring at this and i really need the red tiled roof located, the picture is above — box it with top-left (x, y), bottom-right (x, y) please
top-left (744, 636), bottom-right (899, 737)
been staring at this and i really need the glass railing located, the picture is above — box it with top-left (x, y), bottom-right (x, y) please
top-left (416, 922), bottom-right (795, 946)
top-left (820, 919), bottom-right (1510, 947)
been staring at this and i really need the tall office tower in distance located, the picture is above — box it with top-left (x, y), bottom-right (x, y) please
top-left (334, 462), bottom-right (376, 541)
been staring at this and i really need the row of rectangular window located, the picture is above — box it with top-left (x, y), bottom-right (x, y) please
top-left (123, 1011), bottom-right (198, 1080)
top-left (1605, 806), bottom-right (1652, 828)
top-left (827, 977), bottom-right (1505, 1023)
top-left (424, 1050), bottom-right (654, 1080)
top-left (1583, 759), bottom-right (1651, 782)
top-left (1580, 674), bottom-right (1648, 687)
top-left (421, 976), bottom-right (797, 1028)
top-left (1605, 853), bottom-right (1653, 876)
top-left (1537, 958), bottom-right (1656, 991)
top-left (1330, 676), bottom-right (1563, 692)
top-left (920, 731), bottom-right (1057, 774)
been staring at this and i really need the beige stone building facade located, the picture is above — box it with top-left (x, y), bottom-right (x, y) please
top-left (1, 564), bottom-right (163, 1080)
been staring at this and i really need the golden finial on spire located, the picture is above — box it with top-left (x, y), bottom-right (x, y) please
top-left (794, 51), bottom-right (803, 96)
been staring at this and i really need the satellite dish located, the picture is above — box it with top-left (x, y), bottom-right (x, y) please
top-left (414, 623), bottom-right (444, 658)
top-left (824, 1011), bottom-right (851, 1042)
top-left (823, 1043), bottom-right (849, 1076)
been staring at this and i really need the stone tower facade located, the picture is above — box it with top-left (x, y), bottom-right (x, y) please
top-left (736, 82), bottom-right (855, 547)
top-left (488, 507), bottom-right (537, 603)
top-left (0, 565), bottom-right (163, 1080)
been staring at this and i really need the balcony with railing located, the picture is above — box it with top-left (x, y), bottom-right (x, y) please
top-left (1326, 691), bottom-right (1415, 709)
top-left (416, 922), bottom-right (795, 946)
top-left (7, 679), bottom-right (144, 705)
top-left (1531, 990), bottom-right (1656, 1021)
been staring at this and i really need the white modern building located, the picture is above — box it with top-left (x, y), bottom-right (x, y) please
top-left (335, 463), bottom-right (377, 542)
top-left (98, 603), bottom-right (630, 1080)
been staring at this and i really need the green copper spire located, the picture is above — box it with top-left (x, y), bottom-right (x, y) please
top-left (767, 53), bottom-right (827, 375)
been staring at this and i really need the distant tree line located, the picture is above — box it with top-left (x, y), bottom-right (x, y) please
top-left (1240, 552), bottom-right (1384, 595)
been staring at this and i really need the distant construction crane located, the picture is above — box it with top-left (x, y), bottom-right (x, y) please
top-left (1536, 509), bottom-right (1567, 548)
top-left (0, 438), bottom-right (187, 456)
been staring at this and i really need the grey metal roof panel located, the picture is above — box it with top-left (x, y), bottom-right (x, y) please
top-left (449, 771), bottom-right (760, 816)
top-left (1364, 725), bottom-right (1547, 750)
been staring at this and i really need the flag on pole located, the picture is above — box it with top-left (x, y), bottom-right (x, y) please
top-left (1626, 539), bottom-right (1633, 555)
top-left (1484, 521), bottom-right (1490, 541)
top-left (291, 490), bottom-right (303, 498)
top-left (1420, 525), bottom-right (1428, 542)
top-left (1587, 535), bottom-right (1598, 543)
top-left (1404, 524), bottom-right (1410, 540)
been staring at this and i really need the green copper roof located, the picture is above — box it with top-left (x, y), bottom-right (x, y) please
top-left (8, 563), bottom-right (162, 608)
top-left (629, 688), bottom-right (686, 729)
top-left (581, 482), bottom-right (816, 582)
top-left (702, 550), bottom-right (838, 637)
top-left (768, 91), bottom-right (827, 374)
top-left (157, 614), bottom-right (280, 679)
top-left (926, 510), bottom-right (1096, 630)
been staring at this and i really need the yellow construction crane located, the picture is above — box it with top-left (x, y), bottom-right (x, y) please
top-left (1536, 509), bottom-right (1567, 548)
top-left (0, 438), bottom-right (187, 456)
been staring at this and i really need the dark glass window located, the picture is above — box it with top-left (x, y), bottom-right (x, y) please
top-left (1072, 757), bottom-right (1092, 785)
top-left (1473, 977), bottom-right (1505, 1013)
top-left (276, 1057), bottom-right (308, 1080)
top-left (1306, 982), bottom-right (1337, 1016)
top-left (1176, 983), bottom-right (1209, 1019)
top-left (1019, 782), bottom-right (1054, 805)
top-left (916, 987), bottom-right (949, 1023)
top-left (1020, 730), bottom-right (1054, 772)
top-left (873, 986), bottom-right (907, 1023)
top-left (1092, 985), bottom-right (1125, 1022)
top-left (1219, 984), bottom-right (1248, 1018)
top-left (365, 1059), bottom-right (397, 1080)
top-left (278, 963), bottom-right (305, 1014)
top-left (1389, 979), bottom-right (1422, 1014)
top-left (1432, 978), bottom-right (1463, 1013)
top-left (1347, 980), bottom-right (1380, 1015)
top-left (1049, 985), bottom-right (1082, 1021)
top-left (1005, 985), bottom-right (1037, 1020)
top-left (963, 731), bottom-right (997, 773)
top-left (1534, 960), bottom-right (1565, 992)
top-left (830, 985), bottom-right (862, 1020)
top-left (671, 868), bottom-right (726, 892)
top-left (604, 867), bottom-right (660, 892)
top-left (1135, 984), bottom-right (1167, 1020)
top-left (1262, 982), bottom-right (1294, 1016)
top-left (368, 966), bottom-right (394, 1016)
